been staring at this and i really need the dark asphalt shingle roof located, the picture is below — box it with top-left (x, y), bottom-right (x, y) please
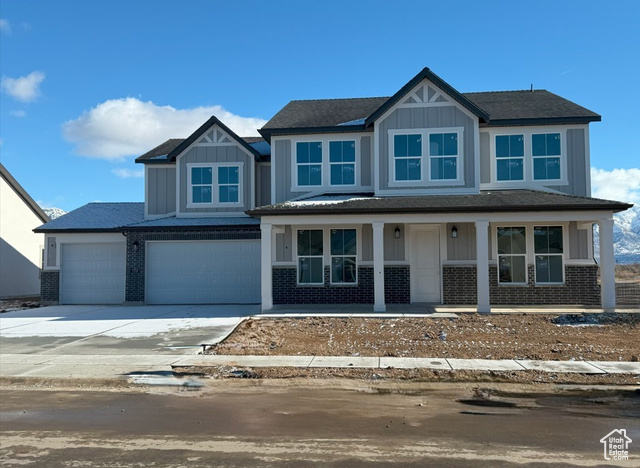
top-left (136, 136), bottom-right (270, 163)
top-left (259, 91), bottom-right (600, 135)
top-left (249, 190), bottom-right (632, 216)
top-left (34, 202), bottom-right (259, 232)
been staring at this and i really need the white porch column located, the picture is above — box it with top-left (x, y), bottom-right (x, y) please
top-left (475, 220), bottom-right (490, 314)
top-left (598, 218), bottom-right (616, 311)
top-left (372, 221), bottom-right (386, 312)
top-left (260, 223), bottom-right (273, 312)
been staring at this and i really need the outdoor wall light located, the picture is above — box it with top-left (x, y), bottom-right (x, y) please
top-left (132, 240), bottom-right (140, 251)
top-left (451, 226), bottom-right (458, 238)
top-left (394, 226), bottom-right (401, 239)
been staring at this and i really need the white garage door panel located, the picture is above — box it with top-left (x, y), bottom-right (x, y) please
top-left (61, 243), bottom-right (126, 304)
top-left (146, 241), bottom-right (260, 304)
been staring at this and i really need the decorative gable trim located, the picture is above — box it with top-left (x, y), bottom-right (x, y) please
top-left (365, 68), bottom-right (490, 127)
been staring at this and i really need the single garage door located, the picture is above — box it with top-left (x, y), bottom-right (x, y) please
top-left (146, 240), bottom-right (261, 304)
top-left (60, 243), bottom-right (126, 304)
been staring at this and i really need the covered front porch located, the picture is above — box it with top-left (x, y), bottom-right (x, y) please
top-left (250, 190), bottom-right (630, 314)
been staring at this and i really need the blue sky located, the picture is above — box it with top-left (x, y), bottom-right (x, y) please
top-left (1, 0), bottom-right (639, 212)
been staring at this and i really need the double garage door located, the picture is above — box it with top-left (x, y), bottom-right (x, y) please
top-left (60, 241), bottom-right (260, 305)
top-left (146, 241), bottom-right (261, 304)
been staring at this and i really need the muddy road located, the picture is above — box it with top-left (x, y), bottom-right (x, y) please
top-left (1, 381), bottom-right (638, 467)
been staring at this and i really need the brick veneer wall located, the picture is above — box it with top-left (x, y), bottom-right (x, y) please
top-left (273, 265), bottom-right (410, 305)
top-left (443, 264), bottom-right (601, 305)
top-left (40, 270), bottom-right (59, 303)
top-left (125, 229), bottom-right (260, 303)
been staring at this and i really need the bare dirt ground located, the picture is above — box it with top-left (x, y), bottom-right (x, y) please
top-left (209, 313), bottom-right (640, 362)
top-left (0, 297), bottom-right (40, 313)
top-left (616, 263), bottom-right (640, 283)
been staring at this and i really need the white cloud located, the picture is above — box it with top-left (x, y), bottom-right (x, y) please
top-left (0, 19), bottom-right (10, 34)
top-left (591, 167), bottom-right (640, 204)
top-left (1, 71), bottom-right (45, 102)
top-left (112, 168), bottom-right (144, 179)
top-left (62, 98), bottom-right (267, 161)
top-left (10, 110), bottom-right (26, 117)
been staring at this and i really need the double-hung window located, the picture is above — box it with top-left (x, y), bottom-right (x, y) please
top-left (217, 166), bottom-right (239, 203)
top-left (296, 142), bottom-right (322, 186)
top-left (330, 141), bottom-right (356, 185)
top-left (429, 132), bottom-right (459, 180)
top-left (495, 135), bottom-right (524, 181)
top-left (188, 163), bottom-right (242, 207)
top-left (532, 133), bottom-right (561, 180)
top-left (297, 229), bottom-right (324, 285)
top-left (497, 227), bottom-right (527, 284)
top-left (330, 229), bottom-right (357, 284)
top-left (190, 167), bottom-right (213, 204)
top-left (393, 134), bottom-right (422, 181)
top-left (534, 226), bottom-right (564, 283)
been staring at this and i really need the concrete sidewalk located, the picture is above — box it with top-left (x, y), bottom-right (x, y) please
top-left (2, 353), bottom-right (639, 379)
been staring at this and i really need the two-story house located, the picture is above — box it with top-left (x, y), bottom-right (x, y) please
top-left (36, 68), bottom-right (632, 312)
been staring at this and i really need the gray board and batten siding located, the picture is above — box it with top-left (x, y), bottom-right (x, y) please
top-left (147, 167), bottom-right (176, 216)
top-left (377, 105), bottom-right (476, 191)
top-left (272, 135), bottom-right (373, 204)
top-left (178, 145), bottom-right (253, 213)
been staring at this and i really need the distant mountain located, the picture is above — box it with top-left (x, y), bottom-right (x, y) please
top-left (594, 205), bottom-right (640, 264)
top-left (43, 207), bottom-right (66, 220)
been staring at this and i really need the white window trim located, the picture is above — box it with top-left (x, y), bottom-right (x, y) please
top-left (186, 162), bottom-right (244, 208)
top-left (496, 226), bottom-right (528, 285)
top-left (294, 226), bottom-right (361, 286)
top-left (328, 139), bottom-right (357, 187)
top-left (290, 137), bottom-right (362, 191)
top-left (388, 127), bottom-right (465, 187)
top-left (426, 128), bottom-right (464, 184)
top-left (494, 133), bottom-right (525, 182)
top-left (486, 127), bottom-right (569, 188)
top-left (329, 228), bottom-right (358, 285)
top-left (533, 225), bottom-right (565, 285)
top-left (531, 133), bottom-right (563, 182)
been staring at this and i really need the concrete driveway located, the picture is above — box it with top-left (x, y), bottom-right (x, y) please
top-left (0, 304), bottom-right (257, 356)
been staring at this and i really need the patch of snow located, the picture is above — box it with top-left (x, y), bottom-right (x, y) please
top-left (284, 195), bottom-right (376, 206)
top-left (337, 118), bottom-right (366, 126)
top-left (43, 207), bottom-right (66, 219)
top-left (594, 205), bottom-right (640, 263)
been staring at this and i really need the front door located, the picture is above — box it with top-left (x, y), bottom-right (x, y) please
top-left (410, 225), bottom-right (441, 303)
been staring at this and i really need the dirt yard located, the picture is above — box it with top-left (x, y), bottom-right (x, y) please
top-left (209, 313), bottom-right (640, 362)
top-left (0, 298), bottom-right (40, 313)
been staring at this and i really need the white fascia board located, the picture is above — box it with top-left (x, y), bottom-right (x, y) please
top-left (260, 209), bottom-right (617, 226)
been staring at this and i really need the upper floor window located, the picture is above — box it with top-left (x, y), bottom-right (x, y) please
top-left (296, 142), bottom-right (322, 186)
top-left (429, 132), bottom-right (459, 180)
top-left (532, 133), bottom-right (561, 180)
top-left (329, 141), bottom-right (356, 185)
top-left (393, 134), bottom-right (422, 181)
top-left (187, 163), bottom-right (242, 207)
top-left (496, 135), bottom-right (524, 181)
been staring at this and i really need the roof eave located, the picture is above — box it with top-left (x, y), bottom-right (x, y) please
top-left (483, 116), bottom-right (602, 127)
top-left (259, 124), bottom-right (370, 142)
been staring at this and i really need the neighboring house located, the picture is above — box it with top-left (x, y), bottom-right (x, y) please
top-left (35, 68), bottom-right (632, 312)
top-left (1, 163), bottom-right (49, 299)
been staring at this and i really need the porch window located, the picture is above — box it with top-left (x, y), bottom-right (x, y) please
top-left (497, 227), bottom-right (527, 283)
top-left (330, 141), bottom-right (356, 185)
top-left (429, 132), bottom-right (458, 180)
top-left (296, 142), bottom-right (323, 186)
top-left (330, 229), bottom-right (357, 284)
top-left (297, 229), bottom-right (324, 284)
top-left (532, 133), bottom-right (561, 180)
top-left (393, 134), bottom-right (422, 181)
top-left (534, 226), bottom-right (564, 283)
top-left (496, 135), bottom-right (524, 181)
top-left (190, 167), bottom-right (213, 204)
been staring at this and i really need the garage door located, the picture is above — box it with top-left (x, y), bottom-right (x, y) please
top-left (146, 241), bottom-right (261, 304)
top-left (60, 243), bottom-right (126, 304)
